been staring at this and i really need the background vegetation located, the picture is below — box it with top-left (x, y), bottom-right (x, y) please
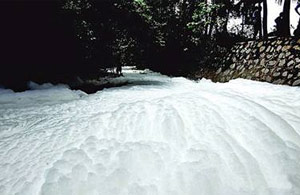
top-left (0, 0), bottom-right (298, 91)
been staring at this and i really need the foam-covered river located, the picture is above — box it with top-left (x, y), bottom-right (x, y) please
top-left (1, 68), bottom-right (300, 195)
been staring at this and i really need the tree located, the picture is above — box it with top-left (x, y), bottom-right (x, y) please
top-left (263, 0), bottom-right (268, 38)
top-left (233, 0), bottom-right (266, 39)
top-left (282, 0), bottom-right (291, 36)
top-left (276, 0), bottom-right (298, 37)
top-left (66, 0), bottom-right (238, 74)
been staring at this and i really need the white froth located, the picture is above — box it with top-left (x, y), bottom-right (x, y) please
top-left (0, 67), bottom-right (300, 195)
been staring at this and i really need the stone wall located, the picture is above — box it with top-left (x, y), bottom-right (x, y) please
top-left (214, 37), bottom-right (300, 86)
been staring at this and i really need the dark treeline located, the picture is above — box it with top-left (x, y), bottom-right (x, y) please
top-left (0, 0), bottom-right (298, 91)
top-left (0, 1), bottom-right (83, 90)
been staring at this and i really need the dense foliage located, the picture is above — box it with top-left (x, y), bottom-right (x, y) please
top-left (60, 0), bottom-right (238, 75)
top-left (0, 0), bottom-right (298, 90)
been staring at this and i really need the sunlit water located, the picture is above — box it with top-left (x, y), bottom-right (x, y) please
top-left (1, 68), bottom-right (300, 195)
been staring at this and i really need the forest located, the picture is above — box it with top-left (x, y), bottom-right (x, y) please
top-left (0, 0), bottom-right (299, 91)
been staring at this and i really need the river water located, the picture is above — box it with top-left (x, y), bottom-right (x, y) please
top-left (0, 68), bottom-right (300, 195)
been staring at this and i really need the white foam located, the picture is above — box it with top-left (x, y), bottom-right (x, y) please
top-left (0, 68), bottom-right (300, 195)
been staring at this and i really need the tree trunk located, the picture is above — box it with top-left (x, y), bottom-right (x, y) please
top-left (263, 0), bottom-right (268, 38)
top-left (282, 0), bottom-right (291, 36)
top-left (223, 6), bottom-right (229, 33)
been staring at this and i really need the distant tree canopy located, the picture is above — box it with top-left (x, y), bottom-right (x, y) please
top-left (59, 0), bottom-right (238, 74)
top-left (0, 0), bottom-right (298, 90)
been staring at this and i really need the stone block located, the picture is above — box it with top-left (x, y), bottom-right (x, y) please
top-left (292, 79), bottom-right (300, 86)
top-left (282, 71), bottom-right (288, 77)
top-left (258, 41), bottom-right (264, 47)
top-left (259, 46), bottom-right (265, 53)
top-left (260, 59), bottom-right (266, 66)
top-left (279, 53), bottom-right (284, 59)
top-left (216, 68), bottom-right (222, 74)
top-left (276, 45), bottom-right (282, 51)
top-left (279, 59), bottom-right (286, 67)
top-left (273, 79), bottom-right (284, 84)
top-left (273, 72), bottom-right (280, 77)
top-left (268, 61), bottom-right (277, 66)
top-left (293, 45), bottom-right (300, 50)
top-left (287, 60), bottom-right (294, 67)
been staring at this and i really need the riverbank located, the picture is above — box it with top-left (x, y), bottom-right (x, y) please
top-left (191, 37), bottom-right (300, 87)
